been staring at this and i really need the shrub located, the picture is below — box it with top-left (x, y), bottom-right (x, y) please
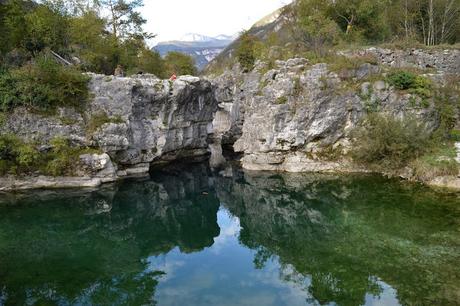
top-left (412, 145), bottom-right (459, 181)
top-left (0, 134), bottom-right (40, 175)
top-left (433, 85), bottom-right (460, 139)
top-left (236, 32), bottom-right (258, 72)
top-left (410, 75), bottom-right (433, 98)
top-left (0, 134), bottom-right (98, 176)
top-left (0, 134), bottom-right (21, 163)
top-left (45, 136), bottom-right (91, 176)
top-left (0, 54), bottom-right (90, 112)
top-left (387, 71), bottom-right (417, 90)
top-left (351, 113), bottom-right (433, 169)
top-left (276, 96), bottom-right (288, 104)
top-left (0, 71), bottom-right (20, 112)
top-left (387, 70), bottom-right (433, 99)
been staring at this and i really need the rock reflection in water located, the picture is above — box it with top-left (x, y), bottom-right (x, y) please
top-left (0, 164), bottom-right (458, 305)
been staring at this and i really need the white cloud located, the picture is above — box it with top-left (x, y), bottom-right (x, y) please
top-left (143, 0), bottom-right (292, 45)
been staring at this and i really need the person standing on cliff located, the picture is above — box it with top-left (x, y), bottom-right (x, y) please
top-left (114, 65), bottom-right (125, 77)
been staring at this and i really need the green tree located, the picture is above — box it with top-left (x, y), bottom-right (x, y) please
top-left (164, 52), bottom-right (196, 76)
top-left (136, 49), bottom-right (166, 78)
top-left (294, 0), bottom-right (341, 55)
top-left (330, 0), bottom-right (390, 42)
top-left (24, 4), bottom-right (70, 54)
top-left (386, 0), bottom-right (460, 45)
top-left (235, 32), bottom-right (258, 72)
top-left (99, 0), bottom-right (153, 40)
top-left (0, 0), bottom-right (29, 55)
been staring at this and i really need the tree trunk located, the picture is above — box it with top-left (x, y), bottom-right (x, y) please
top-left (427, 0), bottom-right (435, 45)
top-left (404, 0), bottom-right (409, 40)
top-left (108, 0), bottom-right (118, 38)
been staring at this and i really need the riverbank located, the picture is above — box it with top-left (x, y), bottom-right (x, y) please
top-left (1, 158), bottom-right (460, 192)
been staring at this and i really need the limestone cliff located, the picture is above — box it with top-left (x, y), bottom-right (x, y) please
top-left (1, 48), bottom-right (460, 191)
top-left (0, 74), bottom-right (218, 190)
top-left (210, 47), bottom-right (460, 187)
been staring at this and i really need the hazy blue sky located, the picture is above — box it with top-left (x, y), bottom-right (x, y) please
top-left (144, 0), bottom-right (292, 44)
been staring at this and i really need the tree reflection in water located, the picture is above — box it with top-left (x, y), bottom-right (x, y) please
top-left (0, 164), bottom-right (458, 305)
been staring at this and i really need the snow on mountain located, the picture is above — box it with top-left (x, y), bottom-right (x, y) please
top-left (154, 33), bottom-right (237, 70)
top-left (179, 33), bottom-right (215, 42)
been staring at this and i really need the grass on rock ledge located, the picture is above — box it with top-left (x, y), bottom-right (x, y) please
top-left (0, 135), bottom-right (99, 177)
top-left (87, 113), bottom-right (125, 134)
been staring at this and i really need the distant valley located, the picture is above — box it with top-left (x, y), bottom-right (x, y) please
top-left (153, 33), bottom-right (237, 70)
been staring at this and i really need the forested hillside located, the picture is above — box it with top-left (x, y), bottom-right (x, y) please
top-left (207, 0), bottom-right (460, 73)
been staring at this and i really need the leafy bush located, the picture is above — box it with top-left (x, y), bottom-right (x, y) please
top-left (0, 55), bottom-right (90, 112)
top-left (433, 85), bottom-right (460, 139)
top-left (0, 134), bottom-right (98, 176)
top-left (276, 96), bottom-right (288, 104)
top-left (387, 71), bottom-right (417, 90)
top-left (0, 71), bottom-right (20, 111)
top-left (236, 33), bottom-right (258, 72)
top-left (387, 71), bottom-right (433, 98)
top-left (164, 52), bottom-right (197, 76)
top-left (45, 137), bottom-right (74, 176)
top-left (410, 76), bottom-right (433, 99)
top-left (351, 114), bottom-right (433, 169)
top-left (0, 134), bottom-right (39, 175)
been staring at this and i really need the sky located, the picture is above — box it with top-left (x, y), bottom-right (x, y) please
top-left (143, 0), bottom-right (292, 45)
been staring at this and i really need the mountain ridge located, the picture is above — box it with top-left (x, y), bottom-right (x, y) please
top-left (154, 33), bottom-right (237, 70)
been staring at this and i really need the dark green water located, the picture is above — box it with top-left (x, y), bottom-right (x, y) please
top-left (0, 164), bottom-right (459, 306)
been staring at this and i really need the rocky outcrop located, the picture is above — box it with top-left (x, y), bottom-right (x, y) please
top-left (211, 49), bottom-right (460, 188)
top-left (212, 59), bottom-right (441, 172)
top-left (1, 48), bottom-right (459, 191)
top-left (1, 74), bottom-right (219, 190)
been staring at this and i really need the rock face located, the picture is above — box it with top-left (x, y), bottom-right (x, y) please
top-left (1, 74), bottom-right (218, 189)
top-left (1, 48), bottom-right (459, 191)
top-left (88, 74), bottom-right (217, 169)
top-left (212, 57), bottom-right (446, 172)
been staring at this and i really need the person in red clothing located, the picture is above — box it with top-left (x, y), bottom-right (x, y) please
top-left (169, 74), bottom-right (177, 81)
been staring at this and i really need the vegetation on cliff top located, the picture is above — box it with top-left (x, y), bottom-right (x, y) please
top-left (0, 55), bottom-right (90, 112)
top-left (0, 0), bottom-right (196, 111)
top-left (225, 0), bottom-right (460, 74)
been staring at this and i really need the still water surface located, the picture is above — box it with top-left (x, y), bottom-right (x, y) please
top-left (0, 164), bottom-right (459, 306)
